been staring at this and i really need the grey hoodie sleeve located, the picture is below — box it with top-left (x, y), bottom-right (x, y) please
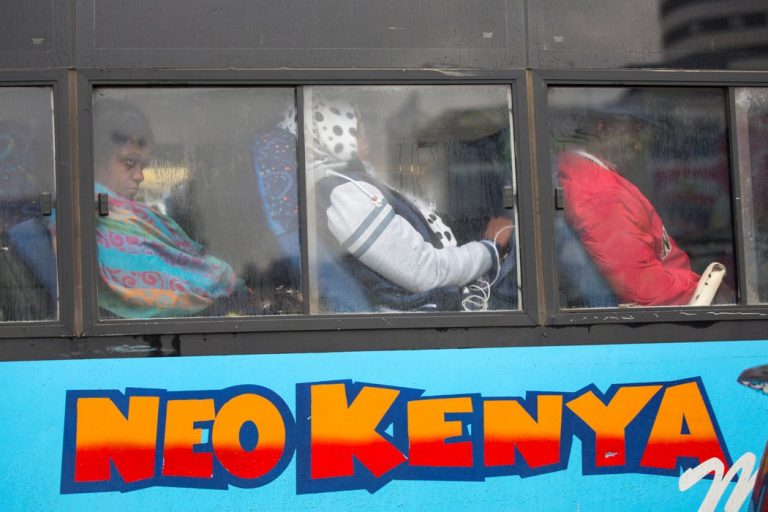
top-left (325, 180), bottom-right (494, 293)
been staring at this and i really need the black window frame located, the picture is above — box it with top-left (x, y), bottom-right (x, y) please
top-left (6, 68), bottom-right (768, 342)
top-left (0, 70), bottom-right (75, 338)
top-left (77, 69), bottom-right (539, 337)
top-left (533, 69), bottom-right (768, 325)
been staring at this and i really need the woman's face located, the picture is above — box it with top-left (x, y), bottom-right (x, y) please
top-left (97, 139), bottom-right (151, 200)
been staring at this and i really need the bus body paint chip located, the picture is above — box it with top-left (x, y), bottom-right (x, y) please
top-left (60, 377), bottom-right (730, 494)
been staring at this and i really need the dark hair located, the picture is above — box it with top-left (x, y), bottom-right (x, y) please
top-left (92, 98), bottom-right (154, 168)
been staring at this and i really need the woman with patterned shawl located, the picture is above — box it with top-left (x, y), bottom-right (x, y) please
top-left (93, 98), bottom-right (250, 318)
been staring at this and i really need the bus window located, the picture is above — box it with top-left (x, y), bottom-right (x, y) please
top-left (549, 87), bottom-right (735, 309)
top-left (735, 88), bottom-right (768, 304)
top-left (91, 88), bottom-right (301, 320)
top-left (303, 86), bottom-right (519, 313)
top-left (0, 87), bottom-right (57, 322)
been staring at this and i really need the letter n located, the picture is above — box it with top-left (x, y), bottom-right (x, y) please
top-left (484, 395), bottom-right (563, 470)
top-left (74, 395), bottom-right (159, 483)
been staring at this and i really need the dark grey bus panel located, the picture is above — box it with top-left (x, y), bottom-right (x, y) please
top-left (529, 0), bottom-right (768, 70)
top-left (0, 1), bottom-right (71, 69)
top-left (74, 0), bottom-right (527, 69)
top-left (73, 0), bottom-right (768, 71)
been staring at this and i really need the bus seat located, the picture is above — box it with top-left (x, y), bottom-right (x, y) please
top-left (251, 128), bottom-right (372, 312)
top-left (0, 228), bottom-right (54, 321)
top-left (7, 217), bottom-right (57, 300)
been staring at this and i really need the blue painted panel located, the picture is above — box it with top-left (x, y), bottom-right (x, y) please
top-left (1, 340), bottom-right (766, 510)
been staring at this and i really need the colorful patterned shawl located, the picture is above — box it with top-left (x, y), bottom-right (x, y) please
top-left (95, 184), bottom-right (244, 318)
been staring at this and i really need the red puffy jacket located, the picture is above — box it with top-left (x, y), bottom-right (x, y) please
top-left (557, 150), bottom-right (700, 306)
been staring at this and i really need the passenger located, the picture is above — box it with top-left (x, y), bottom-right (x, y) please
top-left (0, 120), bottom-right (57, 321)
top-left (311, 99), bottom-right (515, 311)
top-left (93, 98), bottom-right (255, 318)
top-left (556, 110), bottom-right (716, 306)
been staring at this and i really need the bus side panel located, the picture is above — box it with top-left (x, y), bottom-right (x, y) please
top-left (1, 339), bottom-right (766, 510)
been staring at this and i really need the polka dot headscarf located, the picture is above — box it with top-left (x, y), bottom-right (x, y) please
top-left (311, 100), bottom-right (360, 164)
top-left (277, 104), bottom-right (297, 136)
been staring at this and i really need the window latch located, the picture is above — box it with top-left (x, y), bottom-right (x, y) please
top-left (503, 185), bottom-right (515, 209)
top-left (40, 192), bottom-right (53, 216)
top-left (97, 193), bottom-right (110, 216)
top-left (555, 187), bottom-right (565, 210)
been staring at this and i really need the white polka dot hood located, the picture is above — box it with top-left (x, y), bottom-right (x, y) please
top-left (310, 99), bottom-right (361, 172)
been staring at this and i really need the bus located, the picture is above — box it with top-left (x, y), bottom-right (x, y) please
top-left (1, 1), bottom-right (767, 510)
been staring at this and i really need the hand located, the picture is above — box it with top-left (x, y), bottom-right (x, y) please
top-left (484, 216), bottom-right (514, 249)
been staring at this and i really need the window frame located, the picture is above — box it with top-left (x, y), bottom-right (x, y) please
top-left (77, 69), bottom-right (539, 336)
top-left (0, 70), bottom-right (75, 338)
top-left (532, 69), bottom-right (768, 325)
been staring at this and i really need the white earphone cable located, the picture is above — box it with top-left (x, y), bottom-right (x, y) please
top-left (461, 224), bottom-right (513, 312)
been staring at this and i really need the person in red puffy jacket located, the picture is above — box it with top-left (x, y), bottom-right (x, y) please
top-left (555, 106), bottom-right (714, 307)
top-left (557, 148), bottom-right (701, 306)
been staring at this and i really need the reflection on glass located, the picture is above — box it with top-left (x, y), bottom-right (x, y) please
top-left (735, 88), bottom-right (768, 304)
top-left (92, 88), bottom-right (301, 319)
top-left (549, 87), bottom-right (735, 308)
top-left (0, 87), bottom-right (57, 322)
top-left (304, 86), bottom-right (518, 313)
top-left (530, 0), bottom-right (768, 70)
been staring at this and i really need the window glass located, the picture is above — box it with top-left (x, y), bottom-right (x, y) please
top-left (735, 88), bottom-right (768, 303)
top-left (549, 87), bottom-right (735, 309)
top-left (92, 88), bottom-right (301, 320)
top-left (304, 86), bottom-right (519, 313)
top-left (0, 87), bottom-right (57, 322)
